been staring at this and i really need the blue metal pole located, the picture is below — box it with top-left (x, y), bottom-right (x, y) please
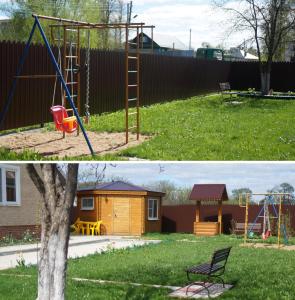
top-left (248, 204), bottom-right (265, 234)
top-left (34, 16), bottom-right (94, 156)
top-left (0, 20), bottom-right (38, 129)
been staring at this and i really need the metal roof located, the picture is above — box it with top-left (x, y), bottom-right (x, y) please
top-left (78, 181), bottom-right (164, 195)
top-left (189, 184), bottom-right (228, 202)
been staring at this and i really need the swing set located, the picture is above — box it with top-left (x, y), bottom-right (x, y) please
top-left (0, 14), bottom-right (155, 155)
top-left (239, 193), bottom-right (293, 247)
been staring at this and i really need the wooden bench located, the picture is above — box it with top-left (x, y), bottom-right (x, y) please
top-left (219, 82), bottom-right (238, 97)
top-left (185, 247), bottom-right (232, 297)
top-left (232, 221), bottom-right (262, 234)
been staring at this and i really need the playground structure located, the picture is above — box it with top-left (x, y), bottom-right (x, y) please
top-left (239, 193), bottom-right (293, 247)
top-left (0, 14), bottom-right (155, 155)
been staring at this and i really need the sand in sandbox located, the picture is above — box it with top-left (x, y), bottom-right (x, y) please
top-left (240, 242), bottom-right (295, 251)
top-left (0, 129), bottom-right (150, 158)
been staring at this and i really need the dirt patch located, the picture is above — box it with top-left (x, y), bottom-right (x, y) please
top-left (240, 242), bottom-right (295, 251)
top-left (0, 129), bottom-right (150, 158)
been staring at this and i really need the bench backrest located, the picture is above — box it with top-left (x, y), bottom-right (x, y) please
top-left (235, 223), bottom-right (261, 231)
top-left (219, 82), bottom-right (231, 91)
top-left (211, 247), bottom-right (232, 270)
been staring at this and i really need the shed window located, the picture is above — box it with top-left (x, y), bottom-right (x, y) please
top-left (81, 197), bottom-right (94, 210)
top-left (0, 165), bottom-right (21, 206)
top-left (148, 198), bottom-right (159, 220)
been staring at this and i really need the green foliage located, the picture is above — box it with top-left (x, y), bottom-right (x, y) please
top-left (231, 188), bottom-right (252, 204)
top-left (2, 235), bottom-right (295, 299)
top-left (144, 180), bottom-right (191, 205)
top-left (0, 0), bottom-right (125, 48)
top-left (0, 147), bottom-right (45, 160)
top-left (0, 230), bottom-right (39, 247)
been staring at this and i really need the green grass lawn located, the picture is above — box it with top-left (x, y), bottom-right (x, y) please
top-left (2, 94), bottom-right (295, 160)
top-left (1, 234), bottom-right (295, 299)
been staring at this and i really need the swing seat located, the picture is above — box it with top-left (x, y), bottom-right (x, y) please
top-left (50, 105), bottom-right (77, 134)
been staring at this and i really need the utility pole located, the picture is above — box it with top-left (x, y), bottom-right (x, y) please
top-left (189, 29), bottom-right (192, 50)
top-left (127, 1), bottom-right (133, 23)
top-left (127, 2), bottom-right (129, 23)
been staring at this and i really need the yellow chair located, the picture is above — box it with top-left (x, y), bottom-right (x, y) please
top-left (80, 223), bottom-right (88, 235)
top-left (89, 221), bottom-right (102, 236)
top-left (71, 218), bottom-right (82, 234)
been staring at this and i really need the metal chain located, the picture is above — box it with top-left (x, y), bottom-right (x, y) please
top-left (52, 25), bottom-right (62, 107)
top-left (85, 29), bottom-right (91, 120)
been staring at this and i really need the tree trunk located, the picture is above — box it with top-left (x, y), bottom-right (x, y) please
top-left (26, 164), bottom-right (78, 300)
top-left (260, 61), bottom-right (272, 96)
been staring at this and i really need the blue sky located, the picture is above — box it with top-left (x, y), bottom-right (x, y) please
top-left (80, 163), bottom-right (295, 195)
top-left (0, 0), bottom-right (250, 49)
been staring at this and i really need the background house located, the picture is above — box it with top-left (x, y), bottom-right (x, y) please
top-left (225, 48), bottom-right (259, 61)
top-left (0, 164), bottom-right (41, 238)
top-left (129, 32), bottom-right (194, 57)
top-left (74, 181), bottom-right (165, 236)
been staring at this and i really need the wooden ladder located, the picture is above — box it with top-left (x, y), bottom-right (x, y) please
top-left (63, 27), bottom-right (81, 136)
top-left (125, 25), bottom-right (141, 144)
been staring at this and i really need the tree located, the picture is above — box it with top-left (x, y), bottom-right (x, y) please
top-left (231, 187), bottom-right (253, 204)
top-left (145, 180), bottom-right (191, 205)
top-left (26, 163), bottom-right (78, 300)
top-left (278, 182), bottom-right (295, 194)
top-left (216, 0), bottom-right (295, 94)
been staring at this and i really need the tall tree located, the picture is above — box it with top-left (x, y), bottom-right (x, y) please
top-left (26, 163), bottom-right (78, 300)
top-left (216, 0), bottom-right (295, 94)
top-left (231, 187), bottom-right (253, 203)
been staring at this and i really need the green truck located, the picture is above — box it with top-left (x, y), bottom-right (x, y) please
top-left (196, 48), bottom-right (224, 61)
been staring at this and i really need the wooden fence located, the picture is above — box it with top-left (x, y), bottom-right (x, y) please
top-left (162, 204), bottom-right (295, 234)
top-left (1, 40), bottom-right (295, 130)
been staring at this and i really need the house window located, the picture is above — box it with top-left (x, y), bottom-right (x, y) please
top-left (81, 197), bottom-right (94, 210)
top-left (6, 170), bottom-right (16, 202)
top-left (148, 198), bottom-right (159, 220)
top-left (0, 165), bottom-right (21, 206)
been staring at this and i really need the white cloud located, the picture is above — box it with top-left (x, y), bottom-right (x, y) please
top-left (80, 163), bottom-right (295, 196)
top-left (132, 0), bottom-right (252, 49)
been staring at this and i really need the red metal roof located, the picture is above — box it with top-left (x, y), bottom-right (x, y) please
top-left (189, 184), bottom-right (228, 202)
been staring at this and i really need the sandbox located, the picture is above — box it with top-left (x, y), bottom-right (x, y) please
top-left (240, 242), bottom-right (295, 251)
top-left (0, 129), bottom-right (150, 158)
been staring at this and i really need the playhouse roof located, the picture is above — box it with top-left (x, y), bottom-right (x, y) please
top-left (78, 181), bottom-right (165, 196)
top-left (189, 184), bottom-right (229, 202)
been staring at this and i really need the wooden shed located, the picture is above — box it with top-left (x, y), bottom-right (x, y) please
top-left (76, 181), bottom-right (165, 236)
top-left (189, 184), bottom-right (229, 236)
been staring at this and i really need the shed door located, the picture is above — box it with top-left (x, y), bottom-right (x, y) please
top-left (113, 198), bottom-right (130, 234)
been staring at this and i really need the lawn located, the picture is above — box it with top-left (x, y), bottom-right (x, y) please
top-left (2, 94), bottom-right (295, 160)
top-left (1, 234), bottom-right (295, 299)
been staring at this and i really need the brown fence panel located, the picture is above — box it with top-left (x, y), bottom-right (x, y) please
top-left (2, 40), bottom-right (295, 131)
top-left (162, 204), bottom-right (295, 234)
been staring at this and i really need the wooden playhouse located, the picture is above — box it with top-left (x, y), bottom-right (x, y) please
top-left (76, 181), bottom-right (165, 236)
top-left (189, 184), bottom-right (229, 236)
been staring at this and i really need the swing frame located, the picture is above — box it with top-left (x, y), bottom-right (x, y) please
top-left (0, 14), bottom-right (155, 155)
top-left (239, 193), bottom-right (292, 247)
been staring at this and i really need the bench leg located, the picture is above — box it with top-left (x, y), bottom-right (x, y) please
top-left (186, 272), bottom-right (211, 298)
top-left (210, 274), bottom-right (225, 288)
